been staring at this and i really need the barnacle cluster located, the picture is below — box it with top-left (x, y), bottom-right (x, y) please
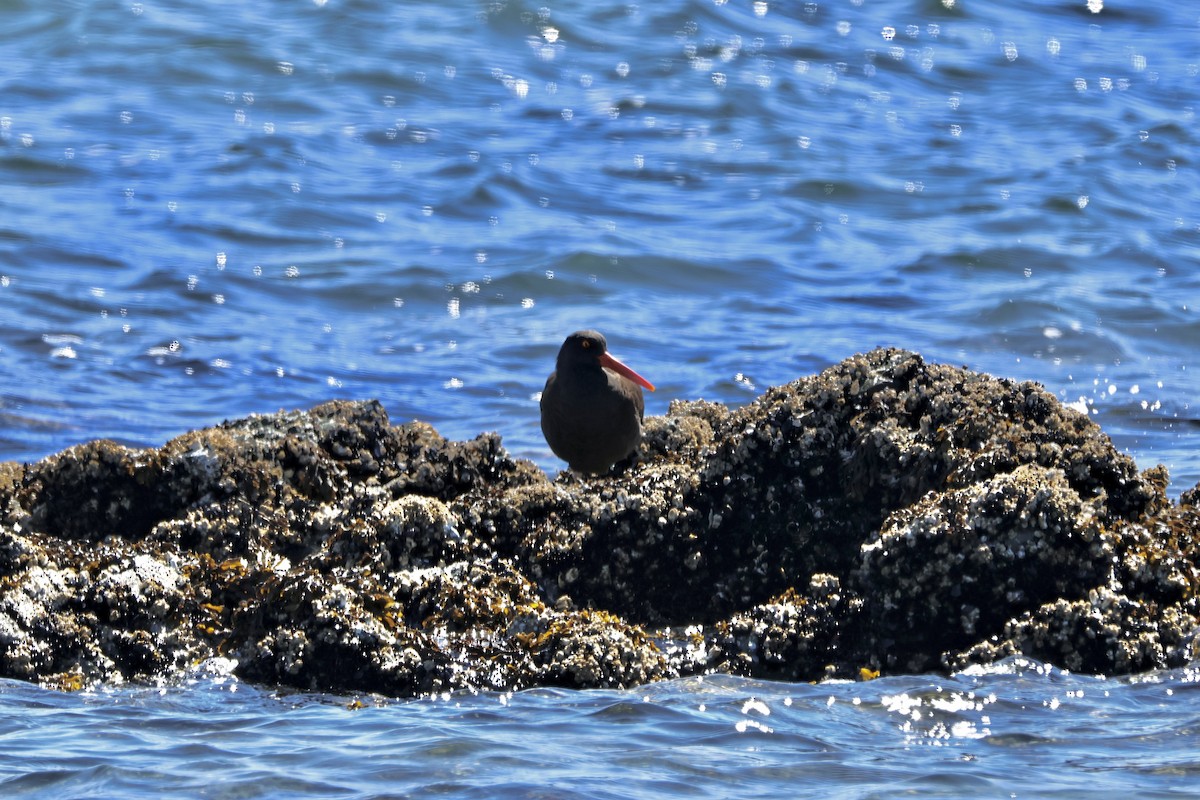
top-left (0, 349), bottom-right (1196, 696)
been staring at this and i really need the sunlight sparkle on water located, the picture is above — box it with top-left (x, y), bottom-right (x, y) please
top-left (735, 719), bottom-right (772, 733)
top-left (741, 698), bottom-right (770, 716)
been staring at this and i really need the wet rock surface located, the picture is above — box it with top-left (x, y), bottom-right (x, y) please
top-left (1, 349), bottom-right (1197, 696)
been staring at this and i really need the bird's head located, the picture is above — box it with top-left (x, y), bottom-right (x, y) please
top-left (556, 329), bottom-right (654, 391)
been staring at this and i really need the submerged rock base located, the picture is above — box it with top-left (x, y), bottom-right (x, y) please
top-left (1, 349), bottom-right (1197, 696)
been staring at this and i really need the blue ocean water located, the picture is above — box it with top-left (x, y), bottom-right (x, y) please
top-left (1, 660), bottom-right (1199, 799)
top-left (3, 0), bottom-right (1200, 794)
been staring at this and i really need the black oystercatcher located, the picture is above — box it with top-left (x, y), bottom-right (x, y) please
top-left (540, 329), bottom-right (656, 475)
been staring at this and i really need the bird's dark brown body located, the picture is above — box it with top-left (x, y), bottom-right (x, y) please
top-left (540, 330), bottom-right (655, 475)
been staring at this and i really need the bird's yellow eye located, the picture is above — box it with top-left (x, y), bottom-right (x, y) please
top-left (581, 340), bottom-right (591, 349)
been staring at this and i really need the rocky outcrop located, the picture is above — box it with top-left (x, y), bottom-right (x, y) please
top-left (0, 348), bottom-right (1196, 695)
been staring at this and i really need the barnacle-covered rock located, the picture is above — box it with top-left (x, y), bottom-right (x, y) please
top-left (944, 587), bottom-right (1199, 674)
top-left (0, 349), bottom-right (1196, 696)
top-left (859, 465), bottom-right (1114, 672)
top-left (706, 574), bottom-right (863, 681)
top-left (526, 609), bottom-right (675, 688)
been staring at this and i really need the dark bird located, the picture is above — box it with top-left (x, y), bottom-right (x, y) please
top-left (540, 329), bottom-right (656, 475)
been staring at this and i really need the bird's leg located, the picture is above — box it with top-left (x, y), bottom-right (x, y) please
top-left (609, 449), bottom-right (642, 476)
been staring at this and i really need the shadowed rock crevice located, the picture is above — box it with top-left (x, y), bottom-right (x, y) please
top-left (1, 349), bottom-right (1196, 696)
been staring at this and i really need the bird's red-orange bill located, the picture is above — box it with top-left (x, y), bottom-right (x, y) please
top-left (600, 352), bottom-right (655, 392)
